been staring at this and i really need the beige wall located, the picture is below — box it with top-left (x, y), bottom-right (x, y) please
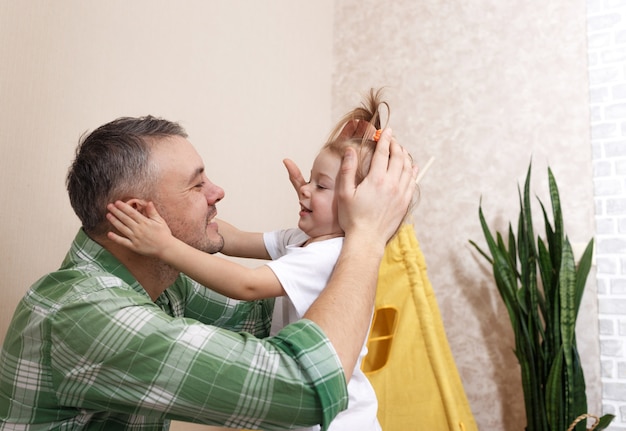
top-left (0, 1), bottom-right (603, 430)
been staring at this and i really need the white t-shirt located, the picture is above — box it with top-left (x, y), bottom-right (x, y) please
top-left (264, 229), bottom-right (381, 431)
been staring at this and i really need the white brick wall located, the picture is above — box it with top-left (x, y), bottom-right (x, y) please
top-left (588, 0), bottom-right (626, 428)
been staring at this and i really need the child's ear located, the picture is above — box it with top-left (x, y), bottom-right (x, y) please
top-left (124, 198), bottom-right (149, 216)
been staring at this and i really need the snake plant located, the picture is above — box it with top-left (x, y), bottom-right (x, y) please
top-left (469, 164), bottom-right (614, 431)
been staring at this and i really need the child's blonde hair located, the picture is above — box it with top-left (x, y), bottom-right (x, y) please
top-left (323, 88), bottom-right (389, 185)
top-left (324, 88), bottom-right (417, 230)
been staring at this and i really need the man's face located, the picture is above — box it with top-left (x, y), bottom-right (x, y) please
top-left (150, 136), bottom-right (225, 254)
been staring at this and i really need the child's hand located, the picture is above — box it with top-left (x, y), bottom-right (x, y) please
top-left (283, 158), bottom-right (306, 197)
top-left (106, 200), bottom-right (173, 258)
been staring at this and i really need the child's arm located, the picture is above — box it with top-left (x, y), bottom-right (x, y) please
top-left (106, 201), bottom-right (284, 301)
top-left (215, 219), bottom-right (270, 259)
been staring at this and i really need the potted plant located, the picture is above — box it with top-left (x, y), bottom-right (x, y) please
top-left (469, 164), bottom-right (614, 431)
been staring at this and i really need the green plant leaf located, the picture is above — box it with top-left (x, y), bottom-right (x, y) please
top-left (468, 239), bottom-right (493, 264)
top-left (560, 238), bottom-right (578, 424)
top-left (573, 239), bottom-right (594, 316)
top-left (546, 347), bottom-right (565, 431)
top-left (522, 163), bottom-right (537, 258)
top-left (536, 238), bottom-right (551, 348)
top-left (492, 245), bottom-right (521, 331)
top-left (517, 319), bottom-right (546, 431)
top-left (538, 198), bottom-right (560, 331)
top-left (538, 198), bottom-right (556, 269)
top-left (594, 414), bottom-right (616, 430)
top-left (548, 168), bottom-right (563, 271)
top-left (571, 347), bottom-right (587, 431)
top-left (508, 223), bottom-right (517, 271)
top-left (476, 205), bottom-right (520, 331)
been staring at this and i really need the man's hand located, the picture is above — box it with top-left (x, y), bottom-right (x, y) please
top-left (337, 128), bottom-right (417, 246)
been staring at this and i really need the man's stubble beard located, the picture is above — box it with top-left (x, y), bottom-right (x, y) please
top-left (156, 202), bottom-right (225, 255)
top-left (148, 215), bottom-right (225, 282)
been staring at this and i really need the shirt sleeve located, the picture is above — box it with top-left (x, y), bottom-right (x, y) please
top-left (263, 228), bottom-right (309, 260)
top-left (171, 274), bottom-right (274, 337)
top-left (49, 280), bottom-right (348, 430)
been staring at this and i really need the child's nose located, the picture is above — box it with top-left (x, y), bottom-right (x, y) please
top-left (299, 183), bottom-right (311, 198)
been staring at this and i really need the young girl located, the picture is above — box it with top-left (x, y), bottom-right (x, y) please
top-left (107, 89), bottom-right (399, 431)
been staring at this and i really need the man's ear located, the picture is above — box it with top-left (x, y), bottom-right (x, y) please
top-left (123, 198), bottom-right (149, 216)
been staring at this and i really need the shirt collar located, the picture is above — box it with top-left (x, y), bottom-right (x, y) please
top-left (60, 228), bottom-right (152, 301)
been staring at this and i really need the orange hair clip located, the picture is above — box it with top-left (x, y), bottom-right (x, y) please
top-left (373, 129), bottom-right (382, 142)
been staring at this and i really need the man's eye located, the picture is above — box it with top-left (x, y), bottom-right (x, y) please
top-left (195, 182), bottom-right (205, 189)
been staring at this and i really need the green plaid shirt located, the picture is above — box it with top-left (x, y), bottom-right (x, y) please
top-left (0, 229), bottom-right (347, 430)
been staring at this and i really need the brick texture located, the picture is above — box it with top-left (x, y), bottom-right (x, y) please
top-left (588, 1), bottom-right (626, 428)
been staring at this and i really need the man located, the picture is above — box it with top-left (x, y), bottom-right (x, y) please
top-left (0, 116), bottom-right (416, 430)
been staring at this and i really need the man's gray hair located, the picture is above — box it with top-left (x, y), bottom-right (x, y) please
top-left (66, 116), bottom-right (188, 235)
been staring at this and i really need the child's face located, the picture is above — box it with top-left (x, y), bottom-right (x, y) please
top-left (297, 149), bottom-right (343, 241)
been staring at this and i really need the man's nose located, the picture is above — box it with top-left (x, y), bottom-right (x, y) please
top-left (206, 181), bottom-right (225, 204)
